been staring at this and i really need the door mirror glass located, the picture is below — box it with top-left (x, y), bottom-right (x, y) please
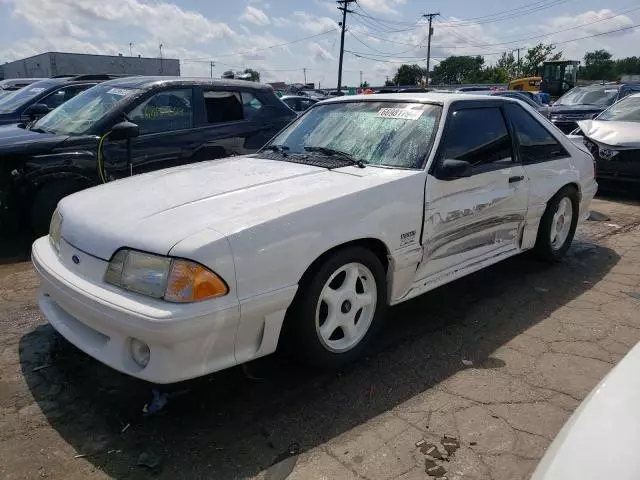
top-left (110, 120), bottom-right (140, 141)
top-left (438, 159), bottom-right (472, 180)
top-left (22, 103), bottom-right (50, 120)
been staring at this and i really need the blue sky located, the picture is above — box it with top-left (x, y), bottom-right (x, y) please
top-left (1, 0), bottom-right (638, 87)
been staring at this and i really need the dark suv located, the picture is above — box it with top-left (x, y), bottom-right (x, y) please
top-left (550, 83), bottom-right (640, 133)
top-left (0, 75), bottom-right (127, 126)
top-left (0, 77), bottom-right (297, 235)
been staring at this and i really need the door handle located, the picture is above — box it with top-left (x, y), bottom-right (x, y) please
top-left (509, 175), bottom-right (524, 183)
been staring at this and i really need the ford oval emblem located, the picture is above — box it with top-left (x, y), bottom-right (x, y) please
top-left (72, 255), bottom-right (80, 265)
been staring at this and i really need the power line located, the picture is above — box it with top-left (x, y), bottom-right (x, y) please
top-left (345, 51), bottom-right (426, 63)
top-left (446, 0), bottom-right (563, 24)
top-left (434, 6), bottom-right (640, 48)
top-left (348, 31), bottom-right (418, 56)
top-left (353, 0), bottom-right (572, 29)
top-left (351, 5), bottom-right (640, 51)
top-left (347, 22), bottom-right (640, 61)
top-left (441, 0), bottom-right (573, 26)
top-left (353, 3), bottom-right (420, 27)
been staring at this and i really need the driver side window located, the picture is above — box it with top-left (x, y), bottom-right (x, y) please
top-left (440, 107), bottom-right (513, 173)
top-left (127, 89), bottom-right (193, 135)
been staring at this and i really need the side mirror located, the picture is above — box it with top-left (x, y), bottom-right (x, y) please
top-left (22, 103), bottom-right (50, 120)
top-left (110, 120), bottom-right (140, 141)
top-left (437, 159), bottom-right (472, 180)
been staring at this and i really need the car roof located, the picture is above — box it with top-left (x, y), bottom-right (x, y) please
top-left (577, 84), bottom-right (620, 90)
top-left (0, 78), bottom-right (43, 85)
top-left (319, 92), bottom-right (515, 105)
top-left (12, 75), bottom-right (125, 90)
top-left (281, 95), bottom-right (317, 100)
top-left (98, 76), bottom-right (274, 91)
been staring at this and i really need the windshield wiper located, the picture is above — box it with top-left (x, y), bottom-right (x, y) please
top-left (303, 146), bottom-right (366, 168)
top-left (262, 144), bottom-right (290, 156)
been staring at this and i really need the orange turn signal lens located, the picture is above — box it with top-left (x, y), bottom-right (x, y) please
top-left (164, 260), bottom-right (228, 303)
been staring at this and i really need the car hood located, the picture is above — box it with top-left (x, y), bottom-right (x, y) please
top-left (531, 342), bottom-right (640, 480)
top-left (0, 112), bottom-right (20, 126)
top-left (58, 156), bottom-right (414, 260)
top-left (576, 120), bottom-right (640, 148)
top-left (0, 124), bottom-right (65, 156)
top-left (551, 104), bottom-right (604, 115)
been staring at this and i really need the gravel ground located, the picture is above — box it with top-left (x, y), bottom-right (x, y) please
top-left (0, 194), bottom-right (639, 480)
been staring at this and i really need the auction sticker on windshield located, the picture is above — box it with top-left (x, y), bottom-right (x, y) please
top-left (376, 107), bottom-right (423, 120)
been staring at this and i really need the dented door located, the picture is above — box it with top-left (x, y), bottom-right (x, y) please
top-left (414, 105), bottom-right (529, 283)
top-left (416, 169), bottom-right (529, 281)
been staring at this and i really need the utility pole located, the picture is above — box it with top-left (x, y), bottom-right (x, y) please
top-left (129, 42), bottom-right (133, 56)
top-left (422, 12), bottom-right (440, 87)
top-left (360, 70), bottom-right (363, 86)
top-left (336, 0), bottom-right (356, 93)
top-left (303, 67), bottom-right (307, 85)
top-left (210, 61), bottom-right (215, 78)
top-left (515, 48), bottom-right (521, 77)
top-left (159, 43), bottom-right (163, 74)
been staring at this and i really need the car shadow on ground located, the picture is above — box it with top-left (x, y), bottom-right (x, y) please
top-left (596, 184), bottom-right (640, 205)
top-left (0, 230), bottom-right (32, 265)
top-left (19, 240), bottom-right (618, 479)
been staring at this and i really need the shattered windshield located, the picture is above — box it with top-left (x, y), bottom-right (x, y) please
top-left (266, 101), bottom-right (442, 169)
top-left (596, 95), bottom-right (640, 123)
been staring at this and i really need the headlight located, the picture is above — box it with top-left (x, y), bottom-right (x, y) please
top-left (49, 209), bottom-right (62, 251)
top-left (104, 249), bottom-right (228, 302)
top-left (598, 148), bottom-right (619, 160)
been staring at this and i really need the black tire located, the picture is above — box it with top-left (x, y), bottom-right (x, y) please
top-left (284, 246), bottom-right (388, 369)
top-left (30, 180), bottom-right (85, 237)
top-left (533, 185), bottom-right (579, 261)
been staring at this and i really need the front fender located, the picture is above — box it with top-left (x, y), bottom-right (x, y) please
top-left (23, 150), bottom-right (98, 187)
top-left (225, 172), bottom-right (427, 302)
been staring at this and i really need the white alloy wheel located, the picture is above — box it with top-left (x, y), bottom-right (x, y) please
top-left (550, 197), bottom-right (573, 251)
top-left (315, 262), bottom-right (377, 353)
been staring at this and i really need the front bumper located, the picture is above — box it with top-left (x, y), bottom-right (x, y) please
top-left (32, 237), bottom-right (241, 383)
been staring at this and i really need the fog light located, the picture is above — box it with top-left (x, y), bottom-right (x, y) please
top-left (130, 338), bottom-right (150, 368)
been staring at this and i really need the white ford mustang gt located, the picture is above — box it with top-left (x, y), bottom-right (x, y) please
top-left (32, 93), bottom-right (597, 383)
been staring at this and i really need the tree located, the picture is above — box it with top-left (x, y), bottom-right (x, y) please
top-left (392, 64), bottom-right (426, 85)
top-left (582, 50), bottom-right (614, 80)
top-left (243, 68), bottom-right (260, 82)
top-left (472, 66), bottom-right (508, 84)
top-left (613, 56), bottom-right (640, 77)
top-left (496, 52), bottom-right (518, 80)
top-left (521, 43), bottom-right (562, 76)
top-left (431, 56), bottom-right (484, 84)
top-left (360, 81), bottom-right (370, 88)
top-left (384, 79), bottom-right (394, 86)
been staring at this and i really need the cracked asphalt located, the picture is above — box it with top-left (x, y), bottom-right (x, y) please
top-left (1, 194), bottom-right (640, 480)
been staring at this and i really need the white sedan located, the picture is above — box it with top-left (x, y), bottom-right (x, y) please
top-left (532, 342), bottom-right (640, 480)
top-left (32, 93), bottom-right (597, 383)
